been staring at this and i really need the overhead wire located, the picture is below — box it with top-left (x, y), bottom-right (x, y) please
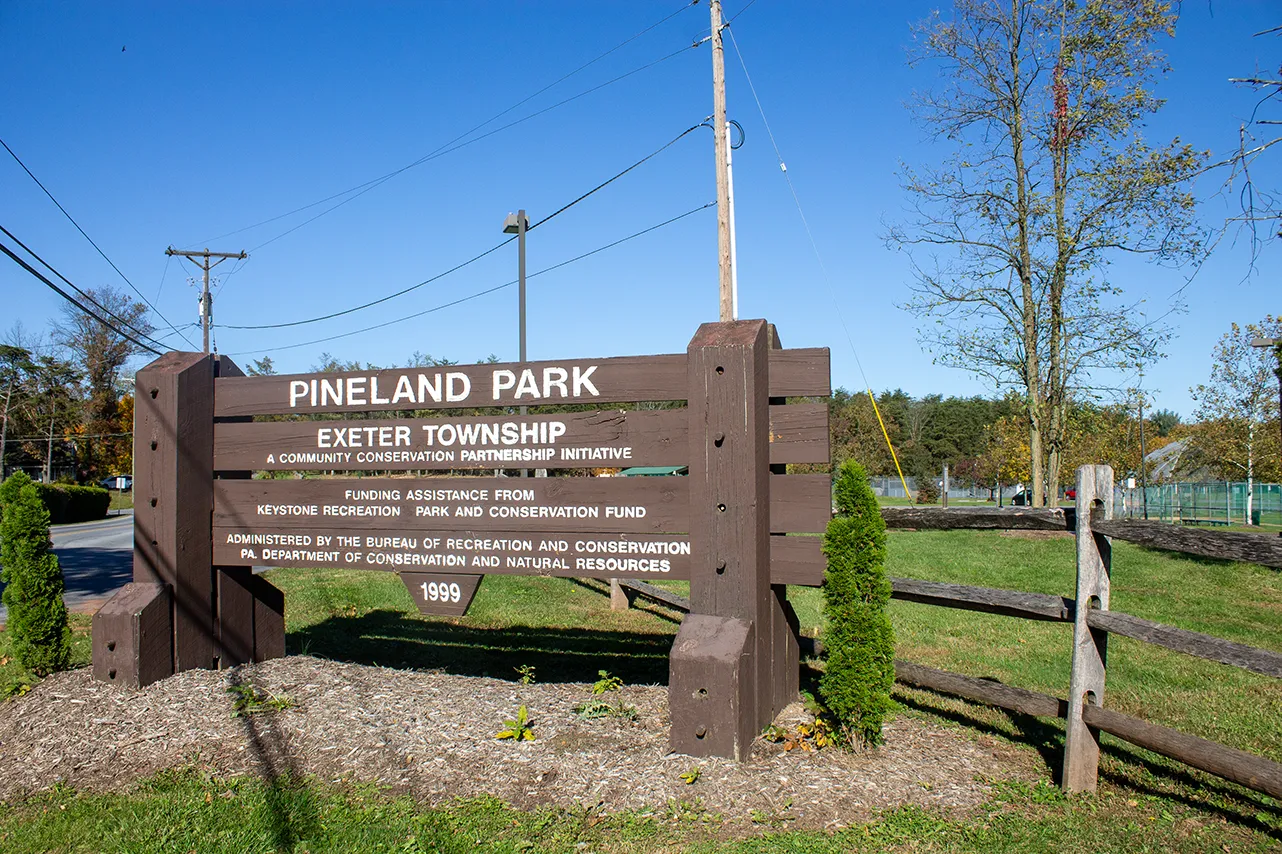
top-left (0, 136), bottom-right (198, 350)
top-left (241, 45), bottom-right (701, 254)
top-left (226, 202), bottom-right (714, 357)
top-left (724, 24), bottom-right (913, 498)
top-left (197, 2), bottom-right (703, 251)
top-left (0, 224), bottom-right (174, 354)
top-left (223, 122), bottom-right (706, 331)
top-left (0, 240), bottom-right (164, 357)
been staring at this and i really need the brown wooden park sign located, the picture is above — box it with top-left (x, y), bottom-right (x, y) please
top-left (91, 319), bottom-right (831, 759)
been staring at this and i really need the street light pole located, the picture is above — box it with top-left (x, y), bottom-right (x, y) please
top-left (504, 210), bottom-right (530, 477)
top-left (504, 211), bottom-right (529, 364)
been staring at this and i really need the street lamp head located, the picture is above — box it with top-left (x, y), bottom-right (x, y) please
top-left (1250, 338), bottom-right (1280, 348)
top-left (502, 212), bottom-right (529, 234)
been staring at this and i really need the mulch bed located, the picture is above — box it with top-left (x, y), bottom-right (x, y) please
top-left (0, 657), bottom-right (1039, 830)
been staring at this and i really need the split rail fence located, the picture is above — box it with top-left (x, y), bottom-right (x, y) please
top-left (618, 464), bottom-right (1282, 800)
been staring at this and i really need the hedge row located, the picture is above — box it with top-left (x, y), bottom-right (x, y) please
top-left (0, 481), bottom-right (111, 525)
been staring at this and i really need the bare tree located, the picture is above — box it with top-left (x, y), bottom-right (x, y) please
top-left (888, 0), bottom-right (1205, 506)
top-left (1221, 25), bottom-right (1282, 267)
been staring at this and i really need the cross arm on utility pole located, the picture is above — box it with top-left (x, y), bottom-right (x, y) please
top-left (164, 247), bottom-right (248, 354)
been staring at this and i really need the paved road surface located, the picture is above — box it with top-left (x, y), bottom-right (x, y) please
top-left (0, 511), bottom-right (133, 621)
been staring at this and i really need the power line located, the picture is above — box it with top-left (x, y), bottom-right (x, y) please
top-left (195, 4), bottom-right (702, 252)
top-left (0, 136), bottom-right (198, 350)
top-left (724, 26), bottom-right (913, 498)
top-left (0, 240), bottom-right (164, 357)
top-left (4, 431), bottom-right (133, 442)
top-left (223, 123), bottom-right (705, 331)
top-left (226, 202), bottom-right (714, 357)
top-left (0, 224), bottom-right (174, 354)
top-left (240, 44), bottom-right (701, 255)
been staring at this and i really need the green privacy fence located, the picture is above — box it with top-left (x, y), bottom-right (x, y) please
top-left (1115, 481), bottom-right (1282, 526)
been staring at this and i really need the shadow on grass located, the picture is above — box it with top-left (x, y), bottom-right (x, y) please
top-left (889, 680), bottom-right (1281, 839)
top-left (227, 668), bottom-right (320, 852)
top-left (289, 609), bottom-right (674, 686)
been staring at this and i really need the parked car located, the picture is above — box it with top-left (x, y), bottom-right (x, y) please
top-left (98, 475), bottom-right (132, 491)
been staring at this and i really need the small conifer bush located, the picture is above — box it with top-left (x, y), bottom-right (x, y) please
top-left (914, 473), bottom-right (940, 505)
top-left (0, 472), bottom-right (71, 675)
top-left (820, 459), bottom-right (895, 746)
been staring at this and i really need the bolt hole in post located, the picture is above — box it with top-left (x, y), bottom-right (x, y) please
top-left (150, 441), bottom-right (158, 451)
top-left (717, 503), bottom-right (726, 513)
top-left (108, 669), bottom-right (116, 680)
top-left (149, 388), bottom-right (158, 399)
top-left (715, 365), bottom-right (724, 375)
top-left (696, 727), bottom-right (707, 740)
top-left (106, 641), bottom-right (115, 652)
top-left (714, 432), bottom-right (725, 448)
top-left (150, 499), bottom-right (157, 507)
top-left (716, 560), bottom-right (726, 575)
top-left (698, 688), bottom-right (708, 698)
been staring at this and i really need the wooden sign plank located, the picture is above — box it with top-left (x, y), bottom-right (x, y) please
top-left (769, 347), bottom-right (831, 398)
top-left (212, 529), bottom-right (826, 586)
top-left (212, 349), bottom-right (830, 417)
top-left (213, 474), bottom-right (830, 535)
top-left (211, 404), bottom-right (829, 471)
top-left (401, 573), bottom-right (483, 616)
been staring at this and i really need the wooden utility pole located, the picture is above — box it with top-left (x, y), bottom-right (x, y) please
top-left (165, 247), bottom-right (247, 353)
top-left (710, 0), bottom-right (733, 322)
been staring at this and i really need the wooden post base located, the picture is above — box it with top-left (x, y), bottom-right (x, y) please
top-left (609, 579), bottom-right (634, 611)
top-left (669, 614), bottom-right (756, 760)
top-left (92, 582), bottom-right (173, 689)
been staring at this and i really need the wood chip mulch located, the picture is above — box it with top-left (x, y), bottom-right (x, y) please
top-left (0, 657), bottom-right (1039, 830)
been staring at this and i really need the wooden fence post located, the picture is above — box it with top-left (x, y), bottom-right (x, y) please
top-left (122, 352), bottom-right (218, 674)
top-left (1063, 464), bottom-right (1114, 792)
top-left (670, 319), bottom-right (784, 760)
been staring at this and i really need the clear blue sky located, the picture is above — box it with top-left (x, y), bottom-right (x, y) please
top-left (3, 1), bottom-right (1278, 416)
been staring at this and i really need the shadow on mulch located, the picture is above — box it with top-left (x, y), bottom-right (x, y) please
top-left (288, 609), bottom-right (674, 686)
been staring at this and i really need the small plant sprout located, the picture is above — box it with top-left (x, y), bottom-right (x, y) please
top-left (515, 664), bottom-right (536, 684)
top-left (591, 670), bottom-right (622, 695)
top-left (496, 705), bottom-right (535, 742)
top-left (680, 766), bottom-right (701, 785)
top-left (227, 682), bottom-right (295, 718)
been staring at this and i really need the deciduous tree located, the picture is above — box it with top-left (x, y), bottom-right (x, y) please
top-left (51, 286), bottom-right (151, 480)
top-left (1188, 317), bottom-right (1282, 522)
top-left (889, 0), bottom-right (1204, 507)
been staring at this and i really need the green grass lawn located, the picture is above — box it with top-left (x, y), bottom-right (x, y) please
top-left (1, 530), bottom-right (1279, 851)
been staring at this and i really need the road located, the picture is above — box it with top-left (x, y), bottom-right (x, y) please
top-left (0, 511), bottom-right (133, 621)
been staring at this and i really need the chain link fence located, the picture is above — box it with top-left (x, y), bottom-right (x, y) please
top-left (1114, 482), bottom-right (1282, 527)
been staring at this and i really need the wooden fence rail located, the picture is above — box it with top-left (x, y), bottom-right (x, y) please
top-left (617, 479), bottom-right (1282, 801)
top-left (890, 659), bottom-right (1282, 801)
top-left (881, 506), bottom-right (1282, 569)
top-left (1084, 610), bottom-right (1282, 678)
top-left (889, 578), bottom-right (1074, 623)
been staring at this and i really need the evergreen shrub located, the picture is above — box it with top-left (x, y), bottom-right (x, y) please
top-left (0, 473), bottom-right (71, 675)
top-left (820, 459), bottom-right (895, 746)
top-left (914, 472), bottom-right (940, 505)
top-left (0, 479), bottom-right (109, 524)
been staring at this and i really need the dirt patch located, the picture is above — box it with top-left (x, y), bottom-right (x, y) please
top-left (0, 658), bottom-right (1039, 830)
top-left (999, 530), bottom-right (1074, 540)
